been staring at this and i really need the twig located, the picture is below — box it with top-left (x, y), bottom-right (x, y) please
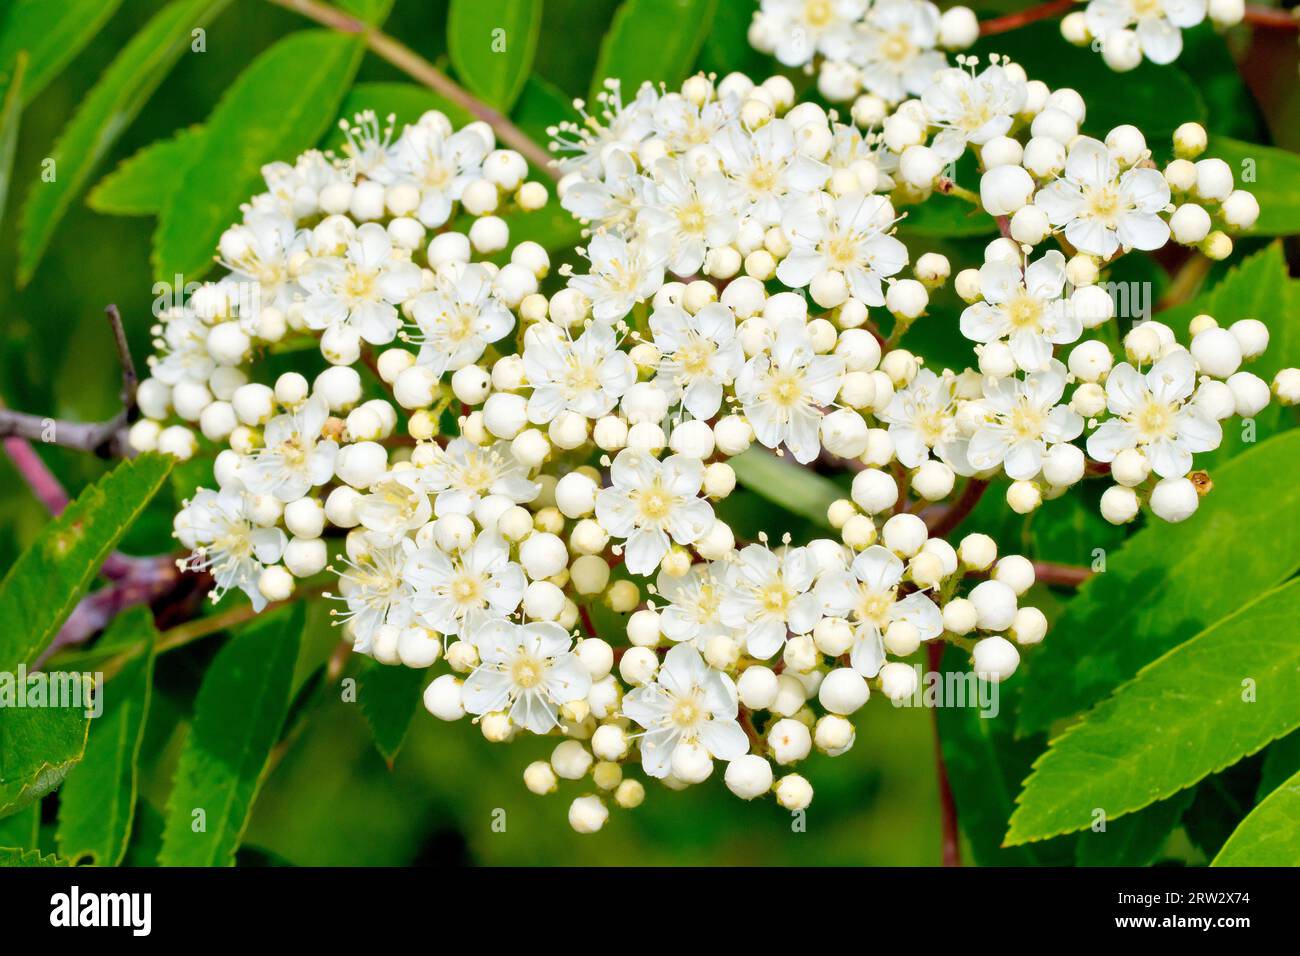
top-left (105, 305), bottom-right (139, 410)
top-left (1243, 4), bottom-right (1300, 29)
top-left (979, 0), bottom-right (1077, 36)
top-left (926, 641), bottom-right (961, 866)
top-left (1, 436), bottom-right (70, 513)
top-left (924, 479), bottom-right (989, 537)
top-left (1030, 560), bottom-right (1092, 588)
top-left (265, 0), bottom-right (558, 178)
top-left (1155, 253), bottom-right (1212, 312)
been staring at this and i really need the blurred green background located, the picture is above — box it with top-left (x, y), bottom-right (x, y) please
top-left (2, 0), bottom-right (1297, 865)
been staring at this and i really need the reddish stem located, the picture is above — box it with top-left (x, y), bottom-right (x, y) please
top-left (927, 641), bottom-right (962, 867)
top-left (2, 437), bottom-right (70, 514)
top-left (979, 0), bottom-right (1077, 35)
top-left (1032, 560), bottom-right (1092, 588)
top-left (924, 479), bottom-right (989, 538)
top-left (1243, 5), bottom-right (1300, 29)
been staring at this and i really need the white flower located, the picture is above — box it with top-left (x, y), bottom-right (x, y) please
top-left (720, 544), bottom-right (823, 659)
top-left (241, 396), bottom-right (338, 502)
top-left (218, 211), bottom-right (305, 326)
top-left (622, 643), bottom-right (749, 778)
top-left (550, 79), bottom-right (660, 174)
top-left (959, 250), bottom-right (1081, 371)
top-left (301, 222), bottom-right (423, 346)
top-left (522, 320), bottom-right (635, 424)
top-left (405, 532), bottom-right (526, 639)
top-left (966, 361), bottom-right (1085, 480)
top-left (754, 0), bottom-right (869, 68)
top-left (595, 450), bottom-right (714, 575)
top-left (1034, 137), bottom-right (1171, 258)
top-left (178, 488), bottom-right (286, 611)
top-left (559, 148), bottom-right (645, 232)
top-left (656, 563), bottom-right (734, 648)
top-left (716, 118), bottom-right (831, 225)
top-left (355, 469), bottom-right (433, 545)
top-left (636, 159), bottom-right (740, 277)
top-left (1085, 0), bottom-right (1206, 65)
top-left (568, 233), bottom-right (666, 324)
top-left (406, 264), bottom-right (515, 377)
top-left (1086, 349), bottom-right (1222, 477)
top-left (387, 119), bottom-right (489, 226)
top-left (461, 619), bottom-right (591, 734)
top-left (149, 308), bottom-right (216, 386)
top-left (856, 0), bottom-right (948, 104)
top-left (778, 192), bottom-right (908, 306)
top-left (257, 149), bottom-right (346, 219)
top-left (922, 62), bottom-right (1028, 163)
top-left (815, 545), bottom-right (941, 676)
top-left (651, 302), bottom-right (744, 420)
top-left (417, 438), bottom-right (540, 517)
top-left (333, 539), bottom-right (417, 652)
top-left (880, 368), bottom-right (971, 471)
top-left (735, 317), bottom-right (845, 464)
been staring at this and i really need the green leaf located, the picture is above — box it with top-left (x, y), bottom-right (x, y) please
top-left (0, 0), bottom-right (125, 105)
top-left (158, 603), bottom-right (305, 866)
top-left (729, 448), bottom-right (841, 528)
top-left (0, 51), bottom-right (25, 229)
top-left (1017, 430), bottom-right (1300, 735)
top-left (1006, 578), bottom-right (1300, 845)
top-left (447, 0), bottom-right (542, 112)
top-left (0, 453), bottom-right (173, 673)
top-left (86, 125), bottom-right (205, 217)
top-left (698, 0), bottom-right (767, 77)
top-left (55, 608), bottom-right (156, 866)
top-left (591, 0), bottom-right (719, 104)
top-left (1074, 791), bottom-right (1194, 866)
top-left (1204, 138), bottom-right (1300, 236)
top-left (512, 74), bottom-right (577, 150)
top-left (0, 801), bottom-right (38, 849)
top-left (153, 29), bottom-right (363, 282)
top-left (0, 847), bottom-right (68, 867)
top-left (1212, 767), bottom-right (1300, 866)
top-left (336, 0), bottom-right (396, 25)
top-left (355, 658), bottom-right (428, 765)
top-left (0, 701), bottom-right (92, 817)
top-left (897, 193), bottom-right (998, 238)
top-left (17, 0), bottom-right (231, 285)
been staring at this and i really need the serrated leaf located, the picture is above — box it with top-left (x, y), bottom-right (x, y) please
top-left (17, 0), bottom-right (231, 285)
top-left (0, 453), bottom-right (173, 673)
top-left (0, 802), bottom-right (38, 849)
top-left (153, 29), bottom-right (363, 282)
top-left (158, 603), bottom-right (304, 866)
top-left (0, 0), bottom-right (124, 105)
top-left (55, 608), bottom-right (156, 866)
top-left (447, 0), bottom-right (542, 112)
top-left (1204, 137), bottom-right (1300, 235)
top-left (1006, 578), bottom-right (1300, 845)
top-left (1074, 791), bottom-right (1194, 866)
top-left (590, 0), bottom-right (719, 105)
top-left (1212, 767), bottom-right (1300, 866)
top-left (0, 847), bottom-right (68, 867)
top-left (0, 51), bottom-right (25, 229)
top-left (87, 125), bottom-right (205, 217)
top-left (0, 701), bottom-right (92, 817)
top-left (356, 658), bottom-right (428, 765)
top-left (1018, 430), bottom-right (1300, 736)
top-left (729, 448), bottom-right (840, 528)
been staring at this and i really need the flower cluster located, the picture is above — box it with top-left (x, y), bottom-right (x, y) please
top-left (132, 59), bottom-right (1298, 832)
top-left (1060, 0), bottom-right (1245, 72)
top-left (747, 0), bottom-right (980, 109)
